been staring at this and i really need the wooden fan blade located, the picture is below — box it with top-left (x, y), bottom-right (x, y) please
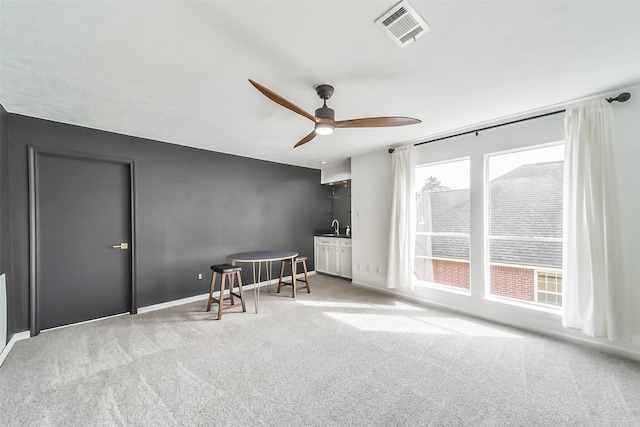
top-left (249, 79), bottom-right (318, 123)
top-left (334, 117), bottom-right (421, 128)
top-left (294, 130), bottom-right (318, 148)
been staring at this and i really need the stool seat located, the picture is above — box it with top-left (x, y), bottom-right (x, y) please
top-left (294, 256), bottom-right (307, 262)
top-left (207, 264), bottom-right (246, 320)
top-left (211, 264), bottom-right (242, 274)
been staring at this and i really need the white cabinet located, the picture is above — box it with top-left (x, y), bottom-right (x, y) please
top-left (340, 240), bottom-right (352, 279)
top-left (315, 237), bottom-right (340, 276)
top-left (315, 237), bottom-right (351, 279)
top-left (316, 242), bottom-right (330, 273)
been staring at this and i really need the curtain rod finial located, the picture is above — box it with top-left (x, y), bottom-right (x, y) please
top-left (388, 148), bottom-right (395, 154)
top-left (607, 92), bottom-right (631, 103)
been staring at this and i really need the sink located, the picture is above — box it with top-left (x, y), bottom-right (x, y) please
top-left (315, 233), bottom-right (350, 238)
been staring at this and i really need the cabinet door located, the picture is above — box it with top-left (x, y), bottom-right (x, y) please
top-left (316, 245), bottom-right (328, 273)
top-left (327, 246), bottom-right (340, 276)
top-left (340, 246), bottom-right (352, 279)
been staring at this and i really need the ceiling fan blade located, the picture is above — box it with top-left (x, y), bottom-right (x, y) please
top-left (334, 117), bottom-right (422, 128)
top-left (294, 131), bottom-right (318, 148)
top-left (249, 79), bottom-right (318, 123)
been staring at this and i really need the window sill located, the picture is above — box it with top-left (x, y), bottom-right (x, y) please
top-left (414, 281), bottom-right (471, 296)
top-left (483, 294), bottom-right (562, 317)
top-left (412, 281), bottom-right (561, 320)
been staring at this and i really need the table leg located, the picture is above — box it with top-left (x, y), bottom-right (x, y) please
top-left (266, 261), bottom-right (273, 292)
top-left (253, 261), bottom-right (260, 314)
top-left (292, 256), bottom-right (297, 299)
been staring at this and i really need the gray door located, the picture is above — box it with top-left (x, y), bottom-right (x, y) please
top-left (36, 153), bottom-right (132, 331)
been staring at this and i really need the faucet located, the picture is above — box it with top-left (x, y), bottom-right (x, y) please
top-left (331, 219), bottom-right (339, 235)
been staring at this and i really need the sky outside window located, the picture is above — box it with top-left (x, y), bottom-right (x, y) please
top-left (416, 158), bottom-right (469, 190)
top-left (415, 143), bottom-right (563, 190)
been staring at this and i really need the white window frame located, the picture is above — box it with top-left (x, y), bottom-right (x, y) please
top-left (535, 269), bottom-right (563, 307)
top-left (414, 157), bottom-right (471, 292)
top-left (483, 141), bottom-right (564, 307)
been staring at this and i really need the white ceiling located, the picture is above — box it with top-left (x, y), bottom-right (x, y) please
top-left (1, 1), bottom-right (639, 170)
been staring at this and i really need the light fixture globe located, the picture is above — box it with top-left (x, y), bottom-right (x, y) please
top-left (314, 95), bottom-right (335, 135)
top-left (314, 122), bottom-right (334, 135)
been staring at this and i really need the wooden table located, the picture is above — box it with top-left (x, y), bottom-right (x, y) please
top-left (227, 250), bottom-right (298, 313)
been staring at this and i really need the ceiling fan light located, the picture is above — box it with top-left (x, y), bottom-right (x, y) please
top-left (315, 123), bottom-right (334, 135)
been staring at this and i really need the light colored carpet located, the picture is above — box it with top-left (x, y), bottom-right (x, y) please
top-left (1, 274), bottom-right (639, 426)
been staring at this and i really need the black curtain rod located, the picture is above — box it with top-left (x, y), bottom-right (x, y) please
top-left (388, 92), bottom-right (631, 153)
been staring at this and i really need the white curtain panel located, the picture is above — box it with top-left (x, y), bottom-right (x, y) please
top-left (387, 145), bottom-right (416, 290)
top-left (562, 100), bottom-right (630, 341)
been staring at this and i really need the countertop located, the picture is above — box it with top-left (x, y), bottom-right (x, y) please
top-left (314, 233), bottom-right (351, 239)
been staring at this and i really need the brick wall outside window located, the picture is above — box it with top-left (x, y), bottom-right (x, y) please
top-left (414, 258), bottom-right (470, 289)
top-left (415, 259), bottom-right (535, 302)
top-left (433, 259), bottom-right (469, 289)
top-left (490, 265), bottom-right (534, 301)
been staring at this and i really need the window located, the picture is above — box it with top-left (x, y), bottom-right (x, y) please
top-left (486, 144), bottom-right (564, 307)
top-left (414, 158), bottom-right (470, 290)
top-left (536, 270), bottom-right (562, 306)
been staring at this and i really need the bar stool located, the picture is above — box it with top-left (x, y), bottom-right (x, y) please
top-left (277, 256), bottom-right (311, 296)
top-left (207, 264), bottom-right (246, 320)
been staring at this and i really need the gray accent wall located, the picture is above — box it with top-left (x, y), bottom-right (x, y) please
top-left (4, 112), bottom-right (331, 336)
top-left (0, 104), bottom-right (8, 270)
top-left (0, 104), bottom-right (11, 344)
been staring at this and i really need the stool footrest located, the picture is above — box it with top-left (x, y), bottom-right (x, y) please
top-left (278, 281), bottom-right (309, 291)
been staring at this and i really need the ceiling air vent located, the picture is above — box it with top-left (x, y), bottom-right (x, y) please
top-left (375, 0), bottom-right (430, 48)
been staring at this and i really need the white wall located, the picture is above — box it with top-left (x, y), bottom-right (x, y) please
top-left (612, 85), bottom-right (640, 338)
top-left (321, 159), bottom-right (351, 184)
top-left (351, 84), bottom-right (640, 360)
top-left (352, 150), bottom-right (392, 288)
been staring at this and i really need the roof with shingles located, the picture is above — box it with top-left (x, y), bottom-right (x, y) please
top-left (415, 161), bottom-right (563, 268)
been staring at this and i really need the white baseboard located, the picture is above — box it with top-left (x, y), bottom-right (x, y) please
top-left (138, 293), bottom-right (210, 314)
top-left (0, 331), bottom-right (30, 367)
top-left (138, 274), bottom-right (305, 314)
top-left (1, 274), bottom-right (6, 354)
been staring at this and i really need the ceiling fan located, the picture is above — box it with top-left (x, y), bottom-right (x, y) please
top-left (249, 79), bottom-right (422, 148)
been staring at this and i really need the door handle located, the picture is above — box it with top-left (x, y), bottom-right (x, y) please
top-left (112, 243), bottom-right (129, 250)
